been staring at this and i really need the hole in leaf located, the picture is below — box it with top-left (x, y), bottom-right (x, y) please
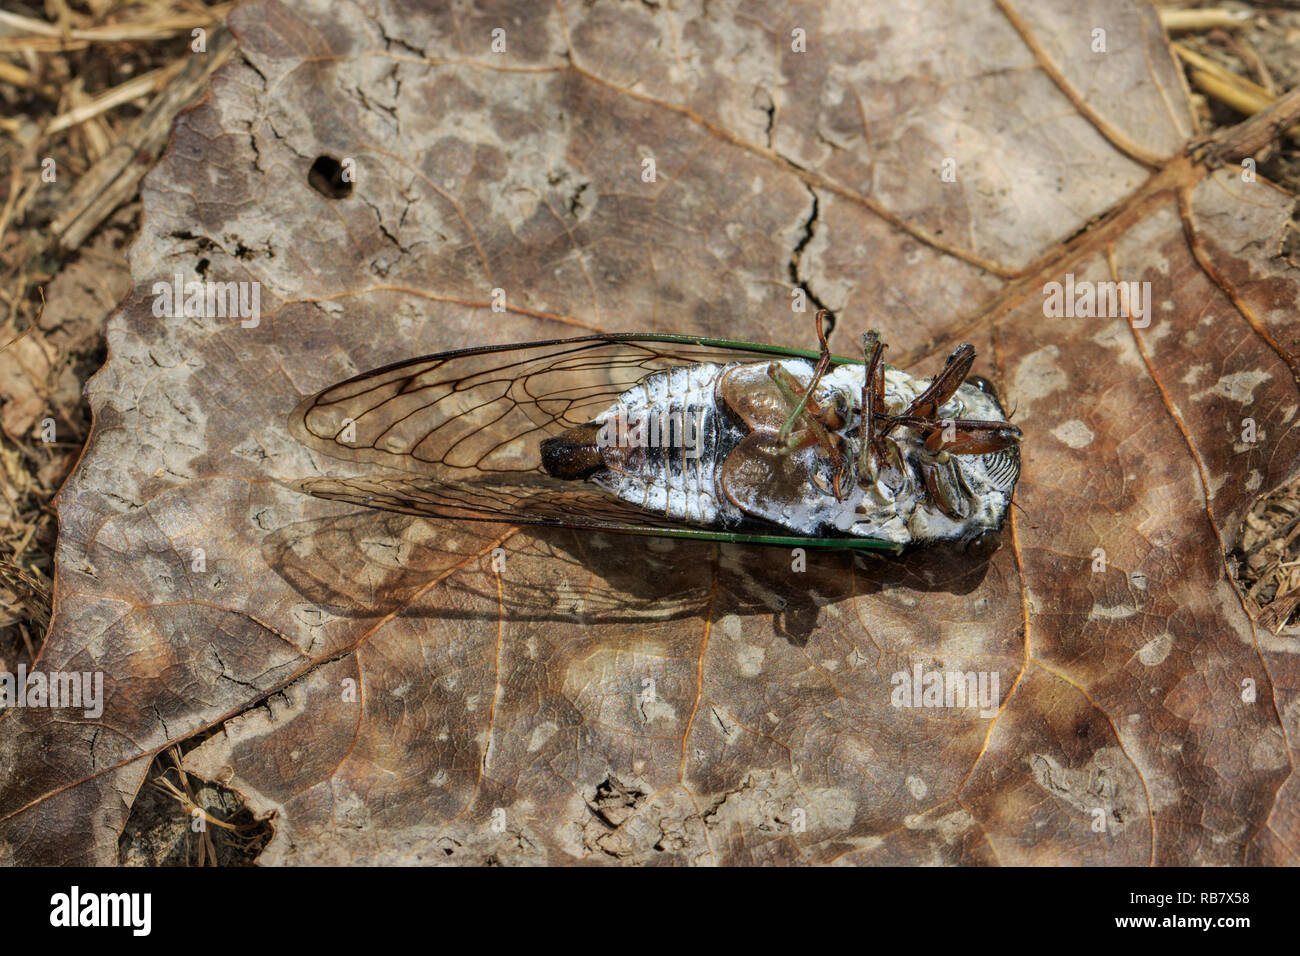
top-left (119, 740), bottom-right (273, 866)
top-left (308, 155), bottom-right (352, 199)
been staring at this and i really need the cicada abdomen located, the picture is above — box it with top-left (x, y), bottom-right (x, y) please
top-left (289, 313), bottom-right (1021, 554)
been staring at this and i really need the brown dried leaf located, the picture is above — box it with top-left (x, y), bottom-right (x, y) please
top-left (0, 332), bottom-right (57, 441)
top-left (2, 0), bottom-right (1298, 865)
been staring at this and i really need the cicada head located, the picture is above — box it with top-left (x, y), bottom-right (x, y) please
top-left (778, 360), bottom-right (1023, 553)
top-left (873, 372), bottom-right (1021, 552)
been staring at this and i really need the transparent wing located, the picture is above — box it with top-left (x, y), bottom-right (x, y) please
top-left (289, 334), bottom-right (860, 538)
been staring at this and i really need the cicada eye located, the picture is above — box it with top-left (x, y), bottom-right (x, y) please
top-left (965, 529), bottom-right (1002, 560)
top-left (965, 375), bottom-right (1001, 406)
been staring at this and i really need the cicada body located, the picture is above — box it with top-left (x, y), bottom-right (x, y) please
top-left (289, 313), bottom-right (1021, 555)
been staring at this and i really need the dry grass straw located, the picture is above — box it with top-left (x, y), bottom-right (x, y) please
top-left (0, 2), bottom-right (231, 667)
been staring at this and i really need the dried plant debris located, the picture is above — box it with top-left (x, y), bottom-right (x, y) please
top-left (119, 745), bottom-right (272, 866)
top-left (1164, 2), bottom-right (1300, 186)
top-left (1234, 476), bottom-right (1300, 631)
top-left (0, 1), bottom-right (229, 669)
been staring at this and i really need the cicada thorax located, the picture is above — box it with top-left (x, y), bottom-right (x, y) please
top-left (714, 361), bottom-right (859, 530)
top-left (716, 356), bottom-right (1021, 546)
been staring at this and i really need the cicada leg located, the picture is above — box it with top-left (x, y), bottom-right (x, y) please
top-left (781, 426), bottom-right (848, 500)
top-left (923, 420), bottom-right (1023, 456)
top-left (775, 309), bottom-right (834, 445)
top-left (763, 309), bottom-right (860, 500)
top-left (858, 329), bottom-right (886, 486)
top-left (880, 343), bottom-right (976, 440)
top-left (886, 415), bottom-right (1023, 457)
top-left (770, 381), bottom-right (851, 500)
top-left (921, 456), bottom-right (970, 519)
top-left (767, 373), bottom-right (852, 501)
top-left (772, 405), bottom-right (851, 501)
top-left (767, 365), bottom-right (830, 438)
top-left (907, 417), bottom-right (1020, 518)
top-left (882, 432), bottom-right (913, 496)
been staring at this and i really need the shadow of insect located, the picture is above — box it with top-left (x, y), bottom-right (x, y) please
top-left (264, 510), bottom-right (998, 646)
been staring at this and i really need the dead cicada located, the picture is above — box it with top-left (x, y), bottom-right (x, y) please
top-left (289, 312), bottom-right (1022, 556)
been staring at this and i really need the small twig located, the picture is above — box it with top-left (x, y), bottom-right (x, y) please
top-left (152, 777), bottom-right (241, 832)
top-left (0, 154), bottom-right (22, 249)
top-left (1225, 32), bottom-right (1276, 95)
top-left (1203, 83), bottom-right (1300, 163)
top-left (1258, 592), bottom-right (1300, 634)
top-left (1158, 8), bottom-right (1253, 33)
top-left (18, 621), bottom-right (36, 661)
top-left (1174, 44), bottom-right (1277, 110)
top-left (47, 62), bottom-right (187, 135)
top-left (150, 746), bottom-right (238, 865)
top-left (0, 8), bottom-right (234, 44)
top-left (1174, 38), bottom-right (1292, 153)
top-left (0, 59), bottom-right (58, 99)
